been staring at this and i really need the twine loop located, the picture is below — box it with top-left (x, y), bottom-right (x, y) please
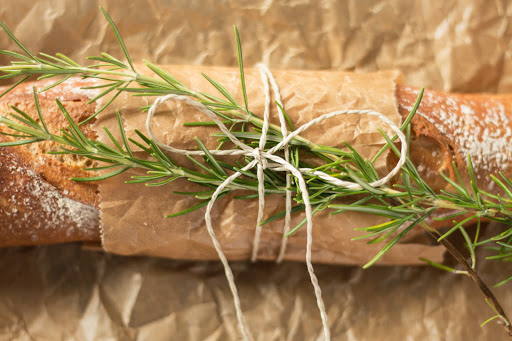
top-left (145, 64), bottom-right (408, 341)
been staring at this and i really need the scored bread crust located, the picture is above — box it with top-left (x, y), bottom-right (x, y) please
top-left (0, 79), bottom-right (101, 246)
top-left (0, 79), bottom-right (511, 246)
top-left (395, 85), bottom-right (512, 193)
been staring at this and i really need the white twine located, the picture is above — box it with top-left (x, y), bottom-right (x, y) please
top-left (146, 65), bottom-right (408, 341)
top-left (256, 64), bottom-right (292, 263)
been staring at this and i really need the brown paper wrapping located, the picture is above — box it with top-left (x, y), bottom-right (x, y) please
top-left (2, 0), bottom-right (512, 340)
top-left (95, 65), bottom-right (443, 265)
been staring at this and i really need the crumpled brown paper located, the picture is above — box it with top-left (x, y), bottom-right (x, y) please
top-left (2, 0), bottom-right (512, 340)
top-left (95, 65), bottom-right (442, 265)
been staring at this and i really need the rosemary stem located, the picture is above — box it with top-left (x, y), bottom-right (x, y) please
top-left (4, 61), bottom-right (341, 161)
top-left (130, 72), bottom-right (339, 161)
top-left (113, 70), bottom-right (337, 161)
top-left (433, 199), bottom-right (500, 217)
top-left (0, 64), bottom-right (136, 78)
top-left (422, 222), bottom-right (512, 336)
top-left (134, 74), bottom-right (173, 86)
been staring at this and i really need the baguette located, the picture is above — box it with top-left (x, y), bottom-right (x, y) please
top-left (0, 75), bottom-right (510, 248)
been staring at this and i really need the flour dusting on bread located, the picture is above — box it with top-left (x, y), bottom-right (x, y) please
top-left (400, 86), bottom-right (512, 179)
top-left (0, 147), bottom-right (99, 243)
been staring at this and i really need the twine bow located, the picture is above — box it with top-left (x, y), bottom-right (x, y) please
top-left (146, 64), bottom-right (408, 341)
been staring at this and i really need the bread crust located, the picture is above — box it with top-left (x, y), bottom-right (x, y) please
top-left (395, 85), bottom-right (512, 192)
top-left (0, 79), bottom-right (101, 245)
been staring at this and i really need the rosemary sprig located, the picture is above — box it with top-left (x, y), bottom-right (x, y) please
top-left (1, 8), bottom-right (512, 335)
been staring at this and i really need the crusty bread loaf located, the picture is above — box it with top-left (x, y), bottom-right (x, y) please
top-left (0, 79), bottom-right (511, 247)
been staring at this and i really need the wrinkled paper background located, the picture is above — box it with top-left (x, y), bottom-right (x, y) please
top-left (1, 0), bottom-right (512, 340)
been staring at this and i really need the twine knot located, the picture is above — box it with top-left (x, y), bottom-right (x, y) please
top-left (252, 148), bottom-right (268, 169)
